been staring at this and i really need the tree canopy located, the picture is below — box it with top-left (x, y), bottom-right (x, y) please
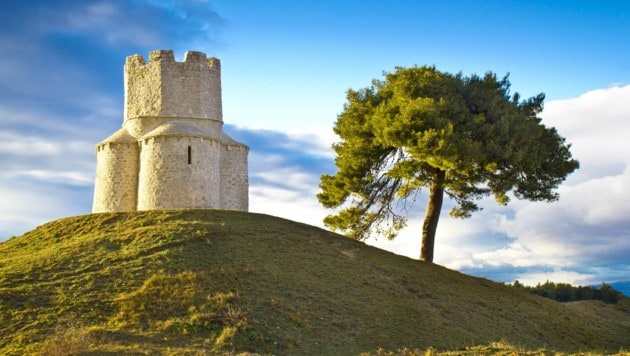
top-left (318, 66), bottom-right (579, 262)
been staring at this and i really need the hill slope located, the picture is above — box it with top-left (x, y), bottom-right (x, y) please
top-left (0, 209), bottom-right (629, 354)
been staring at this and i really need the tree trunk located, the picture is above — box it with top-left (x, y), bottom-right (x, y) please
top-left (420, 169), bottom-right (446, 262)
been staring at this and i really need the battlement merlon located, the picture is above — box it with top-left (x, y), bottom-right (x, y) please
top-left (124, 50), bottom-right (221, 69)
top-left (123, 50), bottom-right (223, 124)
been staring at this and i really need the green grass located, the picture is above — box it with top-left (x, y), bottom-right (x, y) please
top-left (0, 209), bottom-right (629, 355)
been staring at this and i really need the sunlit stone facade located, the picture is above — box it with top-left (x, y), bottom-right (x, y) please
top-left (93, 50), bottom-right (248, 213)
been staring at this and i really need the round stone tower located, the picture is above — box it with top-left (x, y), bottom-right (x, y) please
top-left (93, 128), bottom-right (139, 212)
top-left (92, 50), bottom-right (248, 213)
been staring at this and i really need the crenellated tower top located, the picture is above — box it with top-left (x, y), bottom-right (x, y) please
top-left (123, 49), bottom-right (222, 124)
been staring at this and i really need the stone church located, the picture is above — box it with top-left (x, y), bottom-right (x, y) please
top-left (92, 50), bottom-right (248, 213)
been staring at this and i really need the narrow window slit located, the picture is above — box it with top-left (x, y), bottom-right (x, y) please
top-left (187, 146), bottom-right (192, 164)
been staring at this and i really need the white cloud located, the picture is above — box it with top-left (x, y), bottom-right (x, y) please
top-left (495, 167), bottom-right (630, 264)
top-left (250, 185), bottom-right (327, 229)
top-left (0, 129), bottom-right (96, 174)
top-left (7, 170), bottom-right (93, 186)
top-left (515, 269), bottom-right (595, 287)
top-left (245, 133), bottom-right (333, 229)
top-left (450, 86), bottom-right (630, 282)
top-left (282, 127), bottom-right (338, 159)
top-left (0, 178), bottom-right (93, 239)
top-left (232, 125), bottom-right (337, 162)
top-left (366, 223), bottom-right (421, 259)
top-left (254, 168), bottom-right (319, 193)
top-left (64, 2), bottom-right (162, 46)
top-left (0, 184), bottom-right (59, 219)
top-left (34, 1), bottom-right (225, 50)
top-left (474, 242), bottom-right (545, 268)
top-left (541, 85), bottom-right (630, 182)
top-left (65, 2), bottom-right (119, 28)
top-left (0, 132), bottom-right (63, 155)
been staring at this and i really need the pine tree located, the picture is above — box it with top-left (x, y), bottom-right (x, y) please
top-left (318, 66), bottom-right (579, 262)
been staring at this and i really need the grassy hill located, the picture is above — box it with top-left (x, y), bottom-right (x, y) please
top-left (0, 209), bottom-right (629, 355)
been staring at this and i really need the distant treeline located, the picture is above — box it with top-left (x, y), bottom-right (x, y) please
top-left (511, 281), bottom-right (624, 304)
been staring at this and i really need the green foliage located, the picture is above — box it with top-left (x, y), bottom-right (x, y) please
top-left (319, 66), bottom-right (579, 258)
top-left (0, 210), bottom-right (628, 354)
top-left (513, 280), bottom-right (625, 304)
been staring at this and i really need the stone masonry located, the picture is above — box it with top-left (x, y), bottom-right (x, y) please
top-left (92, 50), bottom-right (248, 212)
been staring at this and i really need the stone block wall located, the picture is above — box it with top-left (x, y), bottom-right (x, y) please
top-left (93, 50), bottom-right (248, 213)
top-left (124, 50), bottom-right (222, 122)
top-left (220, 144), bottom-right (249, 211)
top-left (93, 140), bottom-right (139, 212)
top-left (137, 135), bottom-right (221, 210)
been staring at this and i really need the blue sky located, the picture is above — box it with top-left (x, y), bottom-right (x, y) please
top-left (1, 0), bottom-right (629, 291)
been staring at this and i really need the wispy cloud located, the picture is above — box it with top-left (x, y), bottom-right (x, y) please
top-left (13, 0), bottom-right (225, 49)
top-left (0, 175), bottom-right (93, 238)
top-left (542, 85), bottom-right (630, 182)
top-left (432, 86), bottom-right (630, 285)
top-left (224, 125), bottom-right (335, 182)
top-left (223, 126), bottom-right (335, 228)
top-left (495, 167), bottom-right (630, 266)
top-left (7, 170), bottom-right (93, 186)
